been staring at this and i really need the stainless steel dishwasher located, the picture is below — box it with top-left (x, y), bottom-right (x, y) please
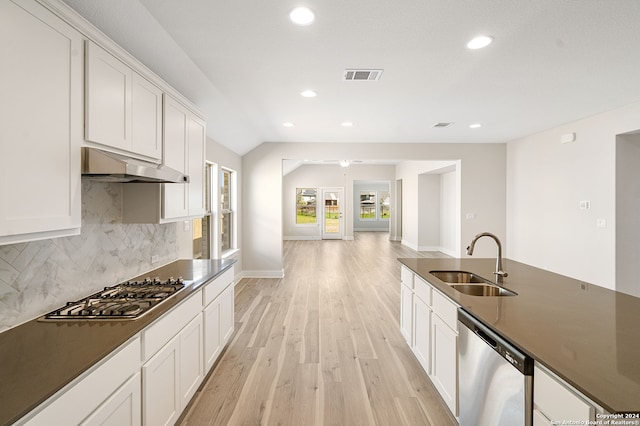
top-left (458, 309), bottom-right (533, 426)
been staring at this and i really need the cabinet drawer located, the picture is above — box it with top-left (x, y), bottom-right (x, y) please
top-left (203, 268), bottom-right (234, 306)
top-left (533, 409), bottom-right (552, 426)
top-left (142, 290), bottom-right (202, 360)
top-left (414, 275), bottom-right (431, 305)
top-left (401, 265), bottom-right (414, 290)
top-left (534, 365), bottom-right (594, 422)
top-left (23, 337), bottom-right (140, 426)
top-left (432, 290), bottom-right (458, 331)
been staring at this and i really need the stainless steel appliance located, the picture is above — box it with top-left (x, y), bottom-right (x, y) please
top-left (81, 147), bottom-right (189, 183)
top-left (40, 277), bottom-right (187, 321)
top-left (458, 309), bottom-right (533, 426)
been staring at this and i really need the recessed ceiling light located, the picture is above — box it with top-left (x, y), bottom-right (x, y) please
top-left (289, 7), bottom-right (315, 26)
top-left (469, 123), bottom-right (482, 129)
top-left (300, 89), bottom-right (317, 98)
top-left (467, 35), bottom-right (494, 50)
top-left (283, 122), bottom-right (295, 127)
top-left (341, 122), bottom-right (353, 127)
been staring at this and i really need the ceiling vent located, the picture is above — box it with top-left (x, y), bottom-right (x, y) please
top-left (343, 69), bottom-right (383, 81)
top-left (433, 122), bottom-right (454, 128)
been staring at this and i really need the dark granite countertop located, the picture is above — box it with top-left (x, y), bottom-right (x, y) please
top-left (398, 257), bottom-right (640, 414)
top-left (0, 259), bottom-right (236, 426)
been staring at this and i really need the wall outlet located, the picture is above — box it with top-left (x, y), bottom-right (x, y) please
top-left (151, 255), bottom-right (159, 264)
top-left (597, 219), bottom-right (607, 229)
top-left (561, 132), bottom-right (576, 144)
top-left (465, 212), bottom-right (476, 220)
top-left (183, 220), bottom-right (190, 232)
top-left (579, 200), bottom-right (590, 210)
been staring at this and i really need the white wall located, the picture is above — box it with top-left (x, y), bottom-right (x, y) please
top-left (506, 101), bottom-right (640, 291)
top-left (440, 170), bottom-right (458, 255)
top-left (243, 142), bottom-right (506, 277)
top-left (397, 162), bottom-right (459, 255)
top-left (615, 133), bottom-right (640, 297)
top-left (418, 173), bottom-right (441, 250)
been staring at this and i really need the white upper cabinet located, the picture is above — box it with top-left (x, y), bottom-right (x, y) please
top-left (132, 73), bottom-right (163, 159)
top-left (85, 41), bottom-right (162, 161)
top-left (161, 94), bottom-right (205, 220)
top-left (121, 96), bottom-right (205, 223)
top-left (0, 0), bottom-right (82, 244)
top-left (162, 96), bottom-right (189, 219)
top-left (187, 113), bottom-right (206, 217)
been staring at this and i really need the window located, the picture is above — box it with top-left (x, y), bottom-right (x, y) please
top-left (296, 188), bottom-right (317, 224)
top-left (220, 167), bottom-right (235, 253)
top-left (360, 191), bottom-right (377, 220)
top-left (359, 190), bottom-right (390, 221)
top-left (193, 163), bottom-right (213, 259)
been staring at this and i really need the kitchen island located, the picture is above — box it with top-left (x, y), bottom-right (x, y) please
top-left (398, 257), bottom-right (640, 414)
top-left (0, 258), bottom-right (236, 426)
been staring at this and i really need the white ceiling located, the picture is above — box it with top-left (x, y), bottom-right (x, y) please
top-left (62, 0), bottom-right (640, 155)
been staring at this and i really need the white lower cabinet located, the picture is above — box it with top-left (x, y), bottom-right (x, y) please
top-left (143, 335), bottom-right (181, 426)
top-left (400, 265), bottom-right (458, 418)
top-left (203, 297), bottom-right (222, 371)
top-left (203, 269), bottom-right (235, 372)
top-left (400, 267), bottom-right (414, 347)
top-left (220, 285), bottom-right (235, 343)
top-left (81, 372), bottom-right (141, 426)
top-left (19, 338), bottom-right (141, 426)
top-left (18, 268), bottom-right (236, 425)
top-left (533, 363), bottom-right (600, 425)
top-left (141, 291), bottom-right (204, 426)
top-left (179, 315), bottom-right (204, 409)
top-left (141, 314), bottom-right (205, 426)
top-left (413, 296), bottom-right (431, 375)
top-left (431, 313), bottom-right (458, 416)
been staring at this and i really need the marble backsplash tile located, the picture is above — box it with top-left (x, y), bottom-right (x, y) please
top-left (0, 181), bottom-right (178, 331)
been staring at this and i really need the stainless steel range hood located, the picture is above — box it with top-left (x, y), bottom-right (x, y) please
top-left (81, 147), bottom-right (189, 183)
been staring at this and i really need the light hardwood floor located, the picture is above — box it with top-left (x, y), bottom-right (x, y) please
top-left (180, 232), bottom-right (456, 426)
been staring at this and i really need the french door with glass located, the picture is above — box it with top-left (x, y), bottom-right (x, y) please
top-left (321, 188), bottom-right (343, 239)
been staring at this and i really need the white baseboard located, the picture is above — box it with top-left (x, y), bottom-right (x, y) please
top-left (343, 236), bottom-right (355, 241)
top-left (240, 269), bottom-right (285, 279)
top-left (401, 240), bottom-right (418, 251)
top-left (389, 236), bottom-right (401, 242)
top-left (418, 245), bottom-right (441, 251)
top-left (353, 228), bottom-right (389, 232)
top-left (439, 247), bottom-right (459, 258)
top-left (401, 241), bottom-right (458, 257)
top-left (283, 236), bottom-right (321, 241)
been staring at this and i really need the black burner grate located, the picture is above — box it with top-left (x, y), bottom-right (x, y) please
top-left (42, 277), bottom-right (186, 320)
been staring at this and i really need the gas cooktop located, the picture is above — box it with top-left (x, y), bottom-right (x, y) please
top-left (41, 277), bottom-right (188, 321)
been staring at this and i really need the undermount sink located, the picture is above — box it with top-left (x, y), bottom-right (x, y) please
top-left (429, 270), bottom-right (487, 284)
top-left (450, 284), bottom-right (517, 297)
top-left (429, 270), bottom-right (518, 297)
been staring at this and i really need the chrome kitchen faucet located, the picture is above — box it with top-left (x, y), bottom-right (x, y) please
top-left (466, 232), bottom-right (508, 283)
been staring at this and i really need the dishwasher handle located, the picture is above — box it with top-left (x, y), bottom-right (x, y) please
top-left (458, 308), bottom-right (534, 375)
top-left (475, 327), bottom-right (498, 349)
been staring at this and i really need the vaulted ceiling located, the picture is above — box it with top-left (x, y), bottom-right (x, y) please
top-left (62, 0), bottom-right (640, 155)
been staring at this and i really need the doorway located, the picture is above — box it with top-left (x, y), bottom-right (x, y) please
top-left (322, 187), bottom-right (343, 239)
